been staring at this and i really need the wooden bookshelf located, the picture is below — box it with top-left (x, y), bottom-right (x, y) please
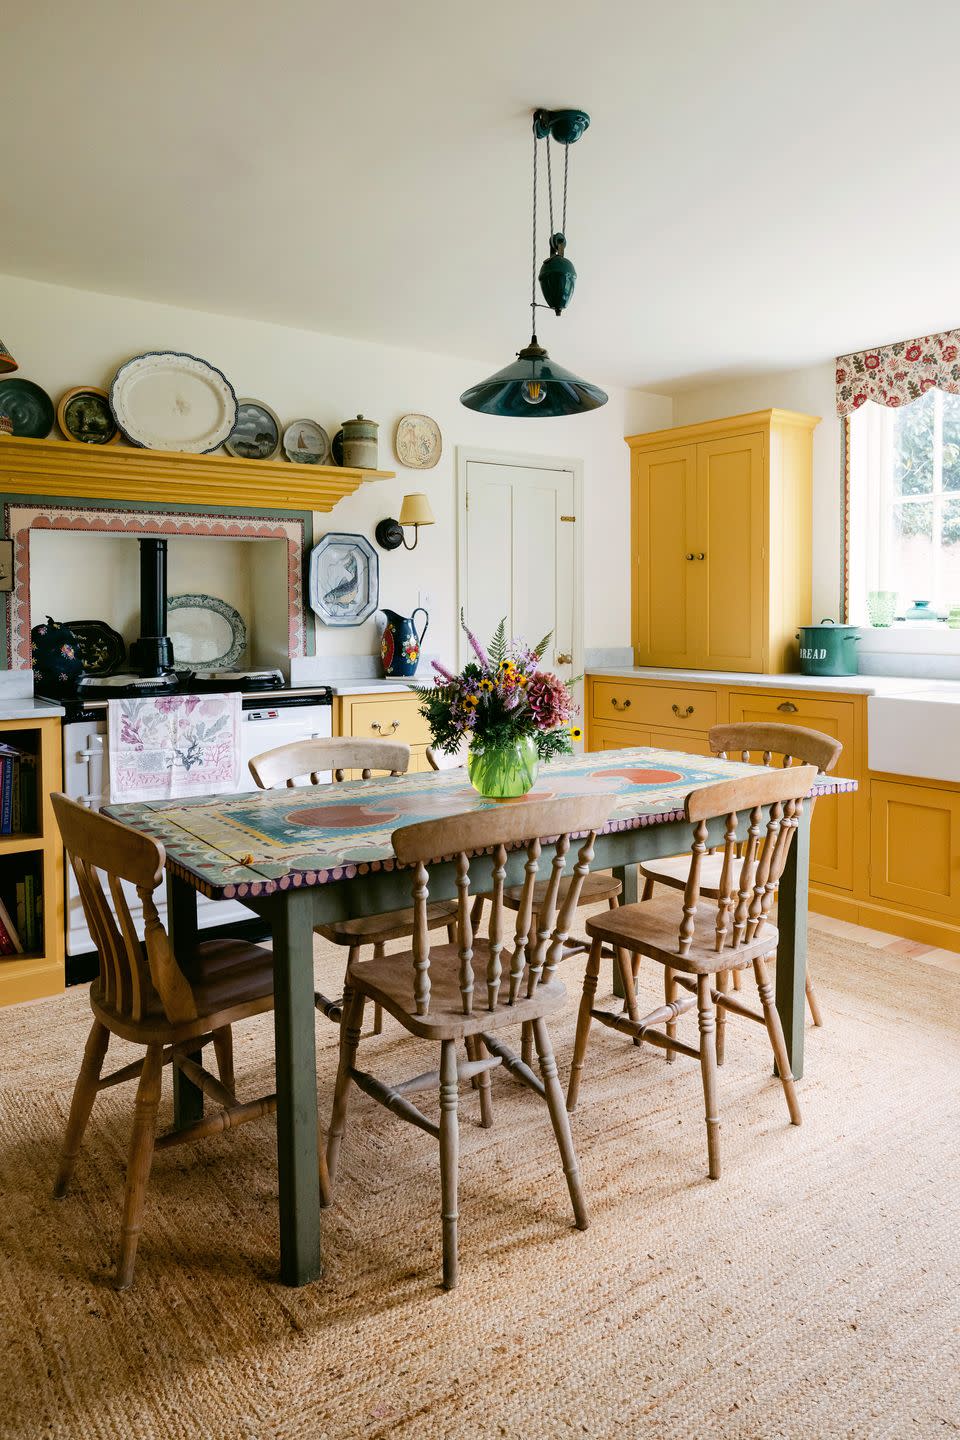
top-left (0, 716), bottom-right (63, 1006)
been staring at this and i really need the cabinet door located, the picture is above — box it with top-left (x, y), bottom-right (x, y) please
top-left (632, 445), bottom-right (699, 666)
top-left (726, 689), bottom-right (857, 892)
top-left (694, 433), bottom-right (765, 671)
top-left (870, 780), bottom-right (960, 918)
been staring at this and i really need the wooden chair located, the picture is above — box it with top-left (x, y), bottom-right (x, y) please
top-left (637, 722), bottom-right (841, 1030)
top-left (325, 792), bottom-right (616, 1289)
top-left (566, 765), bottom-right (818, 1181)
top-left (249, 737), bottom-right (459, 1034)
top-left (425, 736), bottom-right (624, 1062)
top-left (50, 794), bottom-right (287, 1289)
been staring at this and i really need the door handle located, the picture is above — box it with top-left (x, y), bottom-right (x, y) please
top-left (777, 701), bottom-right (798, 714)
top-left (671, 703), bottom-right (694, 718)
top-left (556, 651), bottom-right (572, 665)
top-left (610, 697), bottom-right (631, 711)
top-left (371, 720), bottom-right (401, 735)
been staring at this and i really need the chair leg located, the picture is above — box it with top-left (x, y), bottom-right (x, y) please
top-left (755, 957), bottom-right (803, 1126)
top-left (447, 921), bottom-right (457, 945)
top-left (54, 1018), bottom-right (110, 1199)
top-left (438, 1039), bottom-right (460, 1290)
top-left (533, 1017), bottom-right (588, 1231)
top-left (326, 986), bottom-right (365, 1190)
top-left (470, 895), bottom-right (485, 933)
top-left (316, 941), bottom-right (359, 1025)
top-left (371, 944), bottom-right (385, 1035)
top-left (520, 1022), bottom-right (534, 1068)
top-left (805, 971), bottom-right (824, 1027)
top-left (732, 968), bottom-right (742, 992)
top-left (211, 1026), bottom-right (235, 1096)
top-left (664, 966), bottom-right (678, 1063)
top-left (641, 875), bottom-right (655, 901)
top-left (566, 934), bottom-right (602, 1113)
top-left (465, 1035), bottom-right (493, 1128)
top-left (696, 975), bottom-right (721, 1181)
top-left (715, 970), bottom-right (729, 1067)
top-left (115, 1042), bottom-right (163, 1289)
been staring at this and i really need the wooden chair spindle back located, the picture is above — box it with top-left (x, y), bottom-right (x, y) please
top-left (249, 736), bottom-right (411, 789)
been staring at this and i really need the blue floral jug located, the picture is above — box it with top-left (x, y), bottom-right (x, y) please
top-left (379, 607), bottom-right (429, 677)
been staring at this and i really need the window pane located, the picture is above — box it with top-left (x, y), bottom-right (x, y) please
top-left (943, 393), bottom-right (960, 492)
top-left (892, 390), bottom-right (934, 495)
top-left (891, 499), bottom-right (933, 604)
top-left (943, 498), bottom-right (960, 606)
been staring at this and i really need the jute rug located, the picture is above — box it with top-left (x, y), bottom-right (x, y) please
top-left (1, 922), bottom-right (959, 1439)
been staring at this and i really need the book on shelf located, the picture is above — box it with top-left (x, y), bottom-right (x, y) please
top-left (0, 744), bottom-right (38, 836)
top-left (13, 875), bottom-right (41, 952)
top-left (0, 896), bottom-right (22, 955)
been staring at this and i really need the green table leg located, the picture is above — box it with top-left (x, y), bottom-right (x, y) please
top-left (611, 864), bottom-right (640, 998)
top-left (271, 888), bottom-right (322, 1287)
top-left (167, 873), bottom-right (204, 1130)
top-left (774, 807), bottom-right (810, 1081)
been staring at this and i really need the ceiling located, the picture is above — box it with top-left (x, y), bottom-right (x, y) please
top-left (6, 0), bottom-right (960, 391)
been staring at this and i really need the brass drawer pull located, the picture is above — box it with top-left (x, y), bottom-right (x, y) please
top-left (777, 701), bottom-right (798, 714)
top-left (610, 697), bottom-right (631, 711)
top-left (671, 703), bottom-right (694, 719)
top-left (696, 552), bottom-right (705, 560)
top-left (685, 552), bottom-right (695, 561)
top-left (371, 720), bottom-right (401, 735)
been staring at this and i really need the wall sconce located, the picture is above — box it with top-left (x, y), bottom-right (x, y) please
top-left (375, 492), bottom-right (435, 551)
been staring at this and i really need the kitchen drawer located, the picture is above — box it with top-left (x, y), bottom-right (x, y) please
top-left (869, 779), bottom-right (960, 919)
top-left (588, 721), bottom-right (713, 759)
top-left (591, 679), bottom-right (718, 732)
top-left (727, 687), bottom-right (858, 892)
top-left (339, 694), bottom-right (432, 748)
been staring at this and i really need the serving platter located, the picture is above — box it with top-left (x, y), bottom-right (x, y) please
top-left (109, 351), bottom-right (238, 453)
top-left (0, 379), bottom-right (55, 439)
top-left (308, 532), bottom-right (379, 626)
top-left (66, 619), bottom-right (126, 675)
top-left (168, 593), bottom-right (247, 670)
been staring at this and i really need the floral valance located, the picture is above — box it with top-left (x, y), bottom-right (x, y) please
top-left (836, 328), bottom-right (960, 415)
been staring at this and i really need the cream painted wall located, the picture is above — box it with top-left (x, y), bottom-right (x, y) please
top-left (0, 272), bottom-right (672, 669)
top-left (669, 364), bottom-right (840, 620)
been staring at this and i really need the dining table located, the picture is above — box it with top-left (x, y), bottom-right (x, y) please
top-left (105, 745), bottom-right (856, 1287)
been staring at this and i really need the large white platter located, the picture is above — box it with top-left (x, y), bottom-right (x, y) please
top-left (110, 351), bottom-right (238, 453)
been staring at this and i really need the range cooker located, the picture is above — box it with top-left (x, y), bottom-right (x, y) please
top-left (55, 682), bottom-right (333, 965)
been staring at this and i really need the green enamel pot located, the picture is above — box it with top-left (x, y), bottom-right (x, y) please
top-left (795, 620), bottom-right (861, 676)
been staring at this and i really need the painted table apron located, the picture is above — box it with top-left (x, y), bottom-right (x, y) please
top-left (106, 747), bottom-right (856, 1288)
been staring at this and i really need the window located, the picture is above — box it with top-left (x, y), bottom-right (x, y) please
top-left (848, 388), bottom-right (960, 621)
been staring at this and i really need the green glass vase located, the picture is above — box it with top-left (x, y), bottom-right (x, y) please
top-left (467, 735), bottom-right (539, 800)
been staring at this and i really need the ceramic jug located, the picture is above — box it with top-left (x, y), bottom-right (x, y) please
top-left (379, 607), bottom-right (428, 677)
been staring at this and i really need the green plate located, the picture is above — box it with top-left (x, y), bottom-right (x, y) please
top-left (0, 379), bottom-right (55, 439)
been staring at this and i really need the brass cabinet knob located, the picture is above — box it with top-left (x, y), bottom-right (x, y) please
top-left (371, 720), bottom-right (401, 735)
top-left (696, 552), bottom-right (705, 561)
top-left (671, 703), bottom-right (694, 718)
top-left (556, 651), bottom-right (572, 665)
top-left (685, 552), bottom-right (695, 561)
top-left (610, 697), bottom-right (631, 711)
top-left (777, 700), bottom-right (798, 714)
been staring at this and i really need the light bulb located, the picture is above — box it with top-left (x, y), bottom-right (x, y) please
top-left (521, 379), bottom-right (546, 405)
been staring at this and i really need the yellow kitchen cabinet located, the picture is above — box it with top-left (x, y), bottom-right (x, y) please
top-left (628, 409), bottom-right (818, 673)
top-left (869, 779), bottom-right (960, 921)
top-left (726, 688), bottom-right (860, 893)
top-left (334, 692), bottom-right (433, 773)
top-left (0, 715), bottom-right (64, 1008)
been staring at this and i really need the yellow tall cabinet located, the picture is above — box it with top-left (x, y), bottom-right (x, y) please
top-left (628, 410), bottom-right (819, 673)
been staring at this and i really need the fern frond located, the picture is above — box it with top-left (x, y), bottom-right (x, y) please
top-left (532, 628), bottom-right (554, 661)
top-left (488, 617), bottom-right (507, 668)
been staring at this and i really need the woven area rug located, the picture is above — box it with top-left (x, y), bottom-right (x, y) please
top-left (1, 922), bottom-right (959, 1439)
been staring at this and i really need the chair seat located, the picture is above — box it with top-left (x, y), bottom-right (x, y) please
top-left (585, 893), bottom-right (779, 975)
top-left (347, 940), bottom-right (566, 1040)
top-left (318, 900), bottom-right (458, 946)
top-left (502, 870), bottom-right (621, 910)
top-left (640, 852), bottom-right (730, 897)
top-left (91, 937), bottom-right (276, 1045)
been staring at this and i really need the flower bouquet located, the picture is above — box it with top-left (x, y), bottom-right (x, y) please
top-left (412, 613), bottom-right (582, 799)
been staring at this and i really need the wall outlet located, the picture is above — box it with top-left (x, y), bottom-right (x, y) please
top-left (418, 590), bottom-right (433, 612)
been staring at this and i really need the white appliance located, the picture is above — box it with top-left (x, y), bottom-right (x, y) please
top-left (61, 689), bottom-right (333, 959)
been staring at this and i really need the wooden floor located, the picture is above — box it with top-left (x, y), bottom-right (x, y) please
top-left (810, 910), bottom-right (960, 977)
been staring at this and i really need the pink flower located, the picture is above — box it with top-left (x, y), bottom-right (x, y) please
top-left (864, 354), bottom-right (881, 370)
top-left (944, 345), bottom-right (958, 362)
top-left (905, 345), bottom-right (922, 362)
top-left (525, 671), bottom-right (575, 730)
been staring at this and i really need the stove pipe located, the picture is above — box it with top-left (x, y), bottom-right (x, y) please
top-left (129, 537), bottom-right (175, 676)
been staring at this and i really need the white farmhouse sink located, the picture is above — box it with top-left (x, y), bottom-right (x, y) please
top-left (868, 689), bottom-right (960, 782)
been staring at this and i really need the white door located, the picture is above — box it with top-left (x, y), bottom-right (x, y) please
top-left (458, 455), bottom-right (580, 686)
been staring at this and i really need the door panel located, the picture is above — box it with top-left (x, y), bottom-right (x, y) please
top-left (695, 434), bottom-right (765, 671)
top-left (633, 445), bottom-right (698, 666)
top-left (726, 689), bottom-right (856, 891)
top-left (870, 780), bottom-right (960, 918)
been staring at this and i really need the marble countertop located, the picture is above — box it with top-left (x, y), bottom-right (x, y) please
top-left (0, 695), bottom-right (66, 720)
top-left (326, 677), bottom-right (420, 696)
top-left (584, 665), bottom-right (960, 697)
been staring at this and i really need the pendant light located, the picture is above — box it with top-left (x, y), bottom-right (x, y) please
top-left (460, 109), bottom-right (607, 418)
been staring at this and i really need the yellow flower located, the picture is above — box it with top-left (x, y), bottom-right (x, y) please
top-left (479, 678), bottom-right (494, 692)
top-left (518, 675), bottom-right (528, 687)
top-left (569, 725), bottom-right (583, 740)
top-left (466, 693), bottom-right (479, 707)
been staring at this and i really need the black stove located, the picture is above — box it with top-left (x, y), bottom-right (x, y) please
top-left (38, 672), bottom-right (332, 723)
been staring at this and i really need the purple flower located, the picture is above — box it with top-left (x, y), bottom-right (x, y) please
top-left (460, 609), bottom-right (490, 668)
top-left (431, 659), bottom-right (457, 683)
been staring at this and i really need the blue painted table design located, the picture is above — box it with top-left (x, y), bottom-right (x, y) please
top-left (105, 746), bottom-right (856, 1289)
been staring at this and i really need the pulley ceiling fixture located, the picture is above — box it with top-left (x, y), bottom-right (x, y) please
top-left (460, 107), bottom-right (607, 418)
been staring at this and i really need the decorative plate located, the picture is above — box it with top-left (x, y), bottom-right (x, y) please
top-left (308, 533), bottom-right (379, 627)
top-left (57, 386), bottom-right (119, 445)
top-left (65, 619), bottom-right (126, 675)
top-left (167, 593), bottom-right (247, 671)
top-left (0, 379), bottom-right (55, 439)
top-left (109, 351), bottom-right (238, 453)
top-left (330, 427), bottom-right (344, 465)
top-left (283, 419), bottom-right (330, 465)
top-left (395, 413), bottom-right (442, 469)
top-left (224, 398), bottom-right (282, 460)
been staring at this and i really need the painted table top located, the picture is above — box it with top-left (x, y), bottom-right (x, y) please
top-left (104, 746), bottom-right (857, 901)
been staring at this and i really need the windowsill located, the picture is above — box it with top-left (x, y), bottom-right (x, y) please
top-left (856, 622), bottom-right (960, 653)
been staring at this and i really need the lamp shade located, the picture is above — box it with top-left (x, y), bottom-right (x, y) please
top-left (399, 492), bottom-right (435, 527)
top-left (0, 339), bottom-right (18, 375)
top-left (460, 339), bottom-right (607, 418)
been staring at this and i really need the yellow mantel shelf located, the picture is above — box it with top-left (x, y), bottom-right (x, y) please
top-left (0, 435), bottom-right (395, 513)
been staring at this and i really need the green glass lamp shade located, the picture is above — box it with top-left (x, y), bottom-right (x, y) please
top-left (460, 339), bottom-right (607, 417)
